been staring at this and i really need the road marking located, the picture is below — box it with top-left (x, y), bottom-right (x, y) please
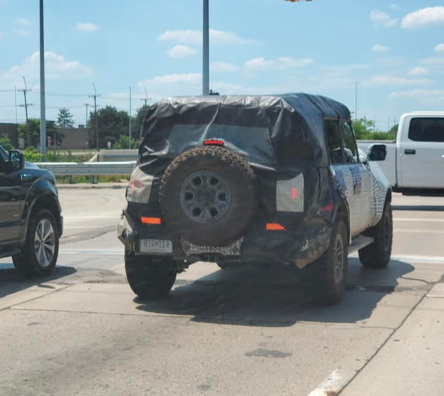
top-left (308, 369), bottom-right (354, 396)
top-left (59, 250), bottom-right (123, 256)
top-left (395, 229), bottom-right (444, 234)
top-left (64, 226), bottom-right (107, 229)
top-left (64, 216), bottom-right (119, 220)
top-left (394, 218), bottom-right (444, 223)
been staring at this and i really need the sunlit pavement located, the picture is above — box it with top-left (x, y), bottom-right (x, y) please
top-left (0, 190), bottom-right (443, 396)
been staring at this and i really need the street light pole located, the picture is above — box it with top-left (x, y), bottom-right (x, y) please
top-left (202, 0), bottom-right (210, 96)
top-left (129, 86), bottom-right (132, 149)
top-left (39, 0), bottom-right (47, 159)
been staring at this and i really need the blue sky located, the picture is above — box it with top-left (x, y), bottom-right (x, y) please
top-left (0, 0), bottom-right (444, 130)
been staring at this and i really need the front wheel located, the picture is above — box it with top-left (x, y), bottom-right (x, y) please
top-left (300, 220), bottom-right (348, 305)
top-left (125, 253), bottom-right (178, 299)
top-left (13, 209), bottom-right (60, 278)
top-left (359, 200), bottom-right (393, 268)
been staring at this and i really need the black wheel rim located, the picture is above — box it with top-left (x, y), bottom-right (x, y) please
top-left (179, 170), bottom-right (232, 224)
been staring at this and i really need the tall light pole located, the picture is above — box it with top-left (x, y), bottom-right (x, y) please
top-left (202, 0), bottom-right (210, 96)
top-left (129, 86), bottom-right (132, 149)
top-left (39, 0), bottom-right (47, 159)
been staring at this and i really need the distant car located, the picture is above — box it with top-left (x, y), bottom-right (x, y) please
top-left (118, 94), bottom-right (392, 305)
top-left (0, 146), bottom-right (63, 277)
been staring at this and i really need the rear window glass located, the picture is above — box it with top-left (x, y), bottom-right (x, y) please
top-left (150, 124), bottom-right (276, 164)
top-left (408, 118), bottom-right (444, 142)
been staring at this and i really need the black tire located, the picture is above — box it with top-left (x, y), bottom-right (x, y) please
top-left (300, 220), bottom-right (348, 305)
top-left (359, 200), bottom-right (393, 268)
top-left (125, 253), bottom-right (177, 299)
top-left (159, 146), bottom-right (258, 246)
top-left (13, 209), bottom-right (60, 278)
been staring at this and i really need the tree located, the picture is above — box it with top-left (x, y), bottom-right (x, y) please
top-left (88, 106), bottom-right (131, 148)
top-left (18, 119), bottom-right (59, 148)
top-left (56, 108), bottom-right (74, 129)
top-left (0, 135), bottom-right (14, 150)
top-left (113, 135), bottom-right (138, 149)
top-left (132, 104), bottom-right (150, 137)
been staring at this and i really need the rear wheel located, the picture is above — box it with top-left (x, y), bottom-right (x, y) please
top-left (160, 146), bottom-right (258, 246)
top-left (125, 253), bottom-right (177, 299)
top-left (13, 209), bottom-right (59, 278)
top-left (359, 200), bottom-right (393, 268)
top-left (300, 220), bottom-right (348, 305)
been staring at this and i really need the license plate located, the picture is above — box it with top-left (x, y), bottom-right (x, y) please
top-left (140, 239), bottom-right (173, 254)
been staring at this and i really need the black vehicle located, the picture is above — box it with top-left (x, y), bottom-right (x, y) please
top-left (118, 94), bottom-right (392, 305)
top-left (0, 146), bottom-right (63, 277)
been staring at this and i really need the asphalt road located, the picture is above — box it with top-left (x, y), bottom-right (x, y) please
top-left (1, 189), bottom-right (443, 396)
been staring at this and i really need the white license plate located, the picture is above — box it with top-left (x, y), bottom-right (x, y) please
top-left (140, 239), bottom-right (173, 254)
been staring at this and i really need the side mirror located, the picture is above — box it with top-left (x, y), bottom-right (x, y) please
top-left (9, 150), bottom-right (25, 172)
top-left (367, 144), bottom-right (387, 161)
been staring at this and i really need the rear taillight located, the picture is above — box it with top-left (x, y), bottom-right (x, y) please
top-left (204, 139), bottom-right (224, 146)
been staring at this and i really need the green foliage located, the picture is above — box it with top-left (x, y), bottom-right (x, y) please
top-left (57, 107), bottom-right (74, 129)
top-left (23, 146), bottom-right (42, 163)
top-left (0, 135), bottom-right (14, 151)
top-left (18, 119), bottom-right (62, 147)
top-left (113, 135), bottom-right (138, 149)
top-left (46, 150), bottom-right (93, 163)
top-left (132, 104), bottom-right (150, 137)
top-left (88, 106), bottom-right (131, 148)
top-left (352, 117), bottom-right (395, 141)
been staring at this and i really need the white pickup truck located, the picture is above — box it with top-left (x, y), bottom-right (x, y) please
top-left (358, 112), bottom-right (444, 195)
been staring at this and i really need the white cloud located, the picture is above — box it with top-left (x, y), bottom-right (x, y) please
top-left (389, 89), bottom-right (444, 99)
top-left (401, 7), bottom-right (444, 29)
top-left (76, 23), bottom-right (99, 32)
top-left (372, 44), bottom-right (390, 52)
top-left (409, 67), bottom-right (428, 76)
top-left (244, 56), bottom-right (313, 72)
top-left (434, 43), bottom-right (444, 52)
top-left (389, 4), bottom-right (399, 10)
top-left (364, 75), bottom-right (433, 87)
top-left (210, 62), bottom-right (240, 73)
top-left (158, 29), bottom-right (257, 46)
top-left (14, 18), bottom-right (31, 26)
top-left (0, 51), bottom-right (92, 88)
top-left (167, 45), bottom-right (197, 58)
top-left (14, 29), bottom-right (29, 37)
top-left (420, 57), bottom-right (444, 65)
top-left (370, 10), bottom-right (398, 28)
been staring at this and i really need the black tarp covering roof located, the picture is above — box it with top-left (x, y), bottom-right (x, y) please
top-left (140, 93), bottom-right (351, 168)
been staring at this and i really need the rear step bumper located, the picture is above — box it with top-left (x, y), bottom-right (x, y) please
top-left (348, 236), bottom-right (374, 255)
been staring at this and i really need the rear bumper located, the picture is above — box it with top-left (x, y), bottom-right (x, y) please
top-left (118, 212), bottom-right (332, 268)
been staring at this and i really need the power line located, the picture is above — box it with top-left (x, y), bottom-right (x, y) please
top-left (141, 88), bottom-right (151, 106)
top-left (18, 76), bottom-right (32, 146)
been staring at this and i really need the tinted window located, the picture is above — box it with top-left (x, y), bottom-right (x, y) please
top-left (409, 118), bottom-right (444, 142)
top-left (340, 121), bottom-right (358, 163)
top-left (325, 120), bottom-right (343, 164)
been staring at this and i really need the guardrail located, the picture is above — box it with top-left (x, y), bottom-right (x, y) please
top-left (38, 161), bottom-right (136, 176)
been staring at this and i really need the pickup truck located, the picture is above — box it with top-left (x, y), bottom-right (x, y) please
top-left (357, 112), bottom-right (444, 195)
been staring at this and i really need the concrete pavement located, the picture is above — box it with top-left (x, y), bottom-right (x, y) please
top-left (1, 191), bottom-right (444, 395)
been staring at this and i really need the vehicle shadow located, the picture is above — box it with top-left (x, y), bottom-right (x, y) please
top-left (393, 205), bottom-right (444, 212)
top-left (135, 258), bottom-right (415, 327)
top-left (0, 264), bottom-right (77, 299)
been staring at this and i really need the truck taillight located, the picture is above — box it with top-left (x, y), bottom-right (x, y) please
top-left (204, 139), bottom-right (224, 146)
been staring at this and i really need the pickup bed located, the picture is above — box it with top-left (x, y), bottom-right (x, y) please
top-left (357, 112), bottom-right (444, 195)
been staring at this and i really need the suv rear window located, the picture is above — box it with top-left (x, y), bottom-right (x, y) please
top-left (408, 118), bottom-right (444, 142)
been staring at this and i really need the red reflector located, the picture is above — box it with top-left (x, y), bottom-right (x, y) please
top-left (131, 180), bottom-right (143, 189)
top-left (141, 217), bottom-right (162, 225)
top-left (292, 188), bottom-right (297, 199)
top-left (319, 203), bottom-right (334, 213)
top-left (204, 139), bottom-right (224, 146)
top-left (266, 223), bottom-right (286, 231)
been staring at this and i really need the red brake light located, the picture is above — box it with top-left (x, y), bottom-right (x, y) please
top-left (204, 139), bottom-right (224, 146)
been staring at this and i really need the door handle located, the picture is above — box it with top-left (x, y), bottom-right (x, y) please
top-left (404, 149), bottom-right (416, 155)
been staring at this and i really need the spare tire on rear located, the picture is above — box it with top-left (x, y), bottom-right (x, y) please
top-left (159, 146), bottom-right (258, 246)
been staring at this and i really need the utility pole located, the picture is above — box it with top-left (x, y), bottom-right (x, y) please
top-left (202, 0), bottom-right (210, 95)
top-left (129, 86), bottom-right (132, 149)
top-left (89, 84), bottom-right (100, 150)
top-left (83, 103), bottom-right (91, 126)
top-left (140, 88), bottom-right (150, 107)
top-left (14, 86), bottom-right (17, 124)
top-left (18, 76), bottom-right (32, 146)
top-left (355, 81), bottom-right (358, 122)
top-left (39, 0), bottom-right (47, 160)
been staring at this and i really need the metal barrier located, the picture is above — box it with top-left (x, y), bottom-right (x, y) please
top-left (38, 161), bottom-right (136, 176)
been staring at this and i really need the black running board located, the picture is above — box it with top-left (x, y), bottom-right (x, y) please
top-left (0, 248), bottom-right (20, 259)
top-left (348, 236), bottom-right (374, 255)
